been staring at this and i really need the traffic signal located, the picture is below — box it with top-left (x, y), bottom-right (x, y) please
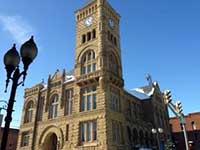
top-left (175, 101), bottom-right (183, 114)
top-left (163, 90), bottom-right (172, 104)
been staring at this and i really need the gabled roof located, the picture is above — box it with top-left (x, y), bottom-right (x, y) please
top-left (134, 81), bottom-right (159, 97)
top-left (127, 81), bottom-right (160, 100)
top-left (127, 90), bottom-right (150, 100)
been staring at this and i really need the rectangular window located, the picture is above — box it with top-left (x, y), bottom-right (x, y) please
top-left (87, 122), bottom-right (92, 141)
top-left (66, 124), bottom-right (69, 141)
top-left (81, 123), bottom-right (85, 142)
top-left (65, 89), bottom-right (73, 115)
top-left (93, 121), bottom-right (97, 140)
top-left (21, 132), bottom-right (29, 147)
top-left (93, 63), bottom-right (96, 72)
top-left (81, 66), bottom-right (86, 75)
top-left (87, 95), bottom-right (92, 110)
top-left (87, 32), bottom-right (91, 41)
top-left (114, 37), bottom-right (117, 46)
top-left (93, 94), bottom-right (96, 109)
top-left (110, 87), bottom-right (120, 112)
top-left (112, 120), bottom-right (123, 144)
top-left (82, 34), bottom-right (86, 43)
top-left (80, 86), bottom-right (97, 112)
top-left (87, 64), bottom-right (91, 73)
top-left (53, 105), bottom-right (58, 118)
top-left (110, 94), bottom-right (120, 112)
top-left (80, 120), bottom-right (97, 143)
top-left (92, 29), bottom-right (96, 39)
top-left (37, 97), bottom-right (44, 121)
top-left (81, 96), bottom-right (85, 111)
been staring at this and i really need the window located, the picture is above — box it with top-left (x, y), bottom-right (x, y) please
top-left (37, 97), bottom-right (44, 121)
top-left (108, 31), bottom-right (111, 40)
top-left (112, 120), bottom-right (123, 144)
top-left (81, 50), bottom-right (96, 75)
top-left (92, 29), bottom-right (96, 39)
top-left (110, 87), bottom-right (120, 112)
top-left (133, 128), bottom-right (138, 144)
top-left (24, 101), bottom-right (33, 123)
top-left (66, 124), bottom-right (69, 141)
top-left (65, 89), bottom-right (73, 115)
top-left (109, 53), bottom-right (118, 75)
top-left (111, 34), bottom-right (113, 42)
top-left (82, 34), bottom-right (86, 43)
top-left (114, 37), bottom-right (117, 46)
top-left (81, 86), bottom-right (97, 112)
top-left (80, 120), bottom-right (97, 143)
top-left (127, 126), bottom-right (131, 144)
top-left (87, 32), bottom-right (91, 41)
top-left (48, 95), bottom-right (59, 119)
top-left (21, 132), bottom-right (29, 147)
top-left (191, 121), bottom-right (197, 130)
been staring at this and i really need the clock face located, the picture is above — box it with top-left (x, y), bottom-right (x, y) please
top-left (85, 16), bottom-right (93, 27)
top-left (108, 19), bottom-right (115, 28)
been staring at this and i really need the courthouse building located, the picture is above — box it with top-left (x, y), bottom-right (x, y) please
top-left (17, 0), bottom-right (171, 150)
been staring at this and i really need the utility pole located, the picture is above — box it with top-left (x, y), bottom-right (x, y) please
top-left (163, 90), bottom-right (189, 150)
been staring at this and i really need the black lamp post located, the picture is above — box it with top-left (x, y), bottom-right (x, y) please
top-left (1, 36), bottom-right (38, 150)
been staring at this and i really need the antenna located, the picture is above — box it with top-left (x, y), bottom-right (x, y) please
top-left (146, 73), bottom-right (153, 85)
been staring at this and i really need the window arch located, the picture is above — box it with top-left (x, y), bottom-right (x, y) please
top-left (132, 128), bottom-right (138, 144)
top-left (145, 131), bottom-right (149, 146)
top-left (48, 94), bottom-right (59, 119)
top-left (109, 52), bottom-right (118, 75)
top-left (24, 101), bottom-right (34, 123)
top-left (81, 50), bottom-right (96, 75)
top-left (139, 130), bottom-right (144, 145)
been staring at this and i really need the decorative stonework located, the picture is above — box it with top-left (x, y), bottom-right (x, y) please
top-left (17, 1), bottom-right (170, 150)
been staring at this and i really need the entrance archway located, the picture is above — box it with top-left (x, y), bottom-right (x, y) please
top-left (39, 125), bottom-right (64, 150)
top-left (43, 133), bottom-right (58, 150)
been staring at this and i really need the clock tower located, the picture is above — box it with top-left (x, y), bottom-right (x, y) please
top-left (17, 1), bottom-right (171, 150)
top-left (74, 0), bottom-right (124, 87)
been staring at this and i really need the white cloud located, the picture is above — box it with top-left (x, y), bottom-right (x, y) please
top-left (0, 15), bottom-right (35, 44)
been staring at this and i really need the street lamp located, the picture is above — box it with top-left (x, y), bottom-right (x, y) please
top-left (152, 128), bottom-right (163, 150)
top-left (1, 36), bottom-right (38, 150)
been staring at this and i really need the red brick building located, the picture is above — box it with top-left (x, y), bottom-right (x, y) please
top-left (170, 112), bottom-right (200, 150)
top-left (0, 128), bottom-right (19, 150)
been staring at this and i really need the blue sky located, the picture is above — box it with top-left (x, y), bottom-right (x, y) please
top-left (0, 0), bottom-right (200, 128)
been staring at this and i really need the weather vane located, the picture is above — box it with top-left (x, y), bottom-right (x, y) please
top-left (146, 73), bottom-right (153, 85)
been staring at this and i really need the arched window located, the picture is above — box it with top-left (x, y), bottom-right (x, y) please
top-left (49, 95), bottom-right (59, 119)
top-left (132, 128), bottom-right (138, 144)
top-left (139, 130), bottom-right (144, 145)
top-left (127, 126), bottom-right (131, 144)
top-left (145, 131), bottom-right (149, 146)
top-left (81, 50), bottom-right (96, 75)
top-left (109, 53), bottom-right (118, 75)
top-left (24, 101), bottom-right (33, 123)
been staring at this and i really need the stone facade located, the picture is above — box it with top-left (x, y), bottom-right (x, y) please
top-left (17, 0), bottom-right (170, 150)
